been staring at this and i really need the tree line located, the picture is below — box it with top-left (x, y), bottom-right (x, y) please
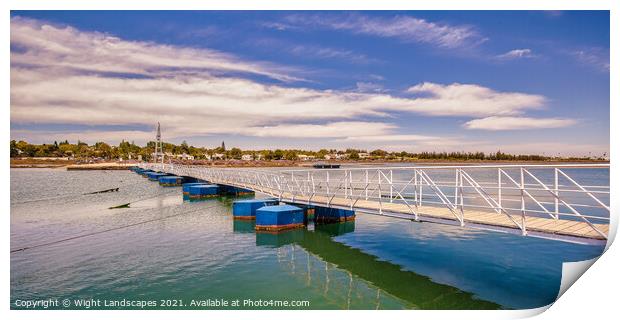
top-left (10, 139), bottom-right (605, 161)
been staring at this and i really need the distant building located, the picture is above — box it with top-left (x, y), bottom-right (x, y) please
top-left (324, 153), bottom-right (345, 160)
top-left (241, 154), bottom-right (253, 161)
top-left (358, 152), bottom-right (370, 159)
top-left (297, 154), bottom-right (315, 161)
top-left (207, 153), bottom-right (225, 160)
top-left (221, 141), bottom-right (226, 151)
top-left (175, 153), bottom-right (194, 161)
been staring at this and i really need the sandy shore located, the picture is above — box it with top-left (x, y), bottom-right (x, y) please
top-left (65, 163), bottom-right (134, 170)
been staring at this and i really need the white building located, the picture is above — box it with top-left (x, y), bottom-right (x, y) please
top-left (297, 154), bottom-right (315, 161)
top-left (358, 152), bottom-right (370, 159)
top-left (324, 153), bottom-right (345, 160)
top-left (175, 153), bottom-right (194, 161)
top-left (241, 154), bottom-right (253, 161)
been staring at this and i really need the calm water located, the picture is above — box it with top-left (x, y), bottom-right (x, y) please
top-left (10, 168), bottom-right (606, 310)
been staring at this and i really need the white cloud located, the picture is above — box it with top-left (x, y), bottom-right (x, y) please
top-left (405, 82), bottom-right (546, 117)
top-left (10, 16), bottom-right (304, 82)
top-left (238, 122), bottom-right (395, 138)
top-left (280, 14), bottom-right (486, 49)
top-left (496, 48), bottom-right (536, 60)
top-left (11, 16), bottom-right (567, 146)
top-left (463, 116), bottom-right (577, 131)
top-left (340, 134), bottom-right (435, 142)
top-left (570, 48), bottom-right (610, 72)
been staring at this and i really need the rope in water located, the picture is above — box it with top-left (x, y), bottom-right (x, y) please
top-left (108, 188), bottom-right (180, 209)
top-left (11, 180), bottom-right (149, 205)
top-left (10, 204), bottom-right (219, 254)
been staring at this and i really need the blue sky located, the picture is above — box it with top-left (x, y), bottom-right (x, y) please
top-left (10, 11), bottom-right (609, 156)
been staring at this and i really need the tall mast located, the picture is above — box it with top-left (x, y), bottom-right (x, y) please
top-left (155, 122), bottom-right (163, 164)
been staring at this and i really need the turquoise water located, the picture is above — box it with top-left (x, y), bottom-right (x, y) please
top-left (10, 168), bottom-right (605, 310)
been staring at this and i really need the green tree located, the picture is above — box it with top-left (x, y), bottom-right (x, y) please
top-left (229, 147), bottom-right (242, 160)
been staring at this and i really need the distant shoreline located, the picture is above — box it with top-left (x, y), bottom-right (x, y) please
top-left (10, 158), bottom-right (610, 170)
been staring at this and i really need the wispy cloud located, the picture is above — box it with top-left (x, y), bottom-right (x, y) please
top-left (270, 13), bottom-right (487, 50)
top-left (570, 47), bottom-right (610, 72)
top-left (10, 16), bottom-right (305, 83)
top-left (495, 48), bottom-right (536, 60)
top-left (289, 44), bottom-right (377, 64)
top-left (354, 82), bottom-right (388, 93)
top-left (463, 116), bottom-right (577, 131)
top-left (339, 134), bottom-right (437, 142)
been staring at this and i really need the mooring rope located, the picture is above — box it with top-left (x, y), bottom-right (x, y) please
top-left (11, 180), bottom-right (165, 205)
top-left (108, 188), bottom-right (180, 209)
top-left (10, 204), bottom-right (219, 254)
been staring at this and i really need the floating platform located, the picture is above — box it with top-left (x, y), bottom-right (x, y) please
top-left (182, 182), bottom-right (209, 195)
top-left (314, 206), bottom-right (356, 223)
top-left (312, 163), bottom-right (340, 169)
top-left (188, 184), bottom-right (219, 199)
top-left (219, 185), bottom-right (255, 196)
top-left (158, 175), bottom-right (184, 187)
top-left (232, 198), bottom-right (279, 220)
top-left (255, 205), bottom-right (305, 232)
top-left (147, 172), bottom-right (169, 181)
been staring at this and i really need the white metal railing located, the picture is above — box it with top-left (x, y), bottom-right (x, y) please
top-left (138, 163), bottom-right (610, 240)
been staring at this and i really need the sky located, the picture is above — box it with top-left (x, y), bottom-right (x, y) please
top-left (9, 11), bottom-right (610, 156)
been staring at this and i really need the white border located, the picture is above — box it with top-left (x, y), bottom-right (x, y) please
top-left (2, 1), bottom-right (616, 320)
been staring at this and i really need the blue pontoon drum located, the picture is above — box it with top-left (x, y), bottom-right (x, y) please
top-left (232, 198), bottom-right (279, 220)
top-left (182, 182), bottom-right (209, 195)
top-left (255, 205), bottom-right (304, 232)
top-left (158, 175), bottom-right (184, 187)
top-left (188, 184), bottom-right (219, 199)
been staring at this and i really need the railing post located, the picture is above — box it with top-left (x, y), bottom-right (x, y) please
top-left (459, 169), bottom-right (464, 226)
top-left (554, 168), bottom-right (559, 219)
top-left (344, 171), bottom-right (348, 199)
top-left (389, 170), bottom-right (393, 203)
top-left (365, 170), bottom-right (369, 200)
top-left (378, 170), bottom-right (382, 201)
top-left (419, 171), bottom-right (423, 207)
top-left (350, 171), bottom-right (353, 198)
top-left (414, 170), bottom-right (418, 205)
top-left (326, 171), bottom-right (330, 196)
top-left (454, 169), bottom-right (459, 205)
top-left (520, 168), bottom-right (527, 236)
top-left (498, 168), bottom-right (502, 209)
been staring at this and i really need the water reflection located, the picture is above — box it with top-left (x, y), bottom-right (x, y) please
top-left (250, 220), bottom-right (500, 309)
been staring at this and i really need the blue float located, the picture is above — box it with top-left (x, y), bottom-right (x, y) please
top-left (182, 182), bottom-right (209, 195)
top-left (188, 184), bottom-right (219, 199)
top-left (139, 169), bottom-right (154, 177)
top-left (255, 205), bottom-right (304, 232)
top-left (147, 172), bottom-right (168, 181)
top-left (219, 185), bottom-right (255, 196)
top-left (284, 203), bottom-right (315, 224)
top-left (158, 175), bottom-right (184, 186)
top-left (314, 206), bottom-right (355, 223)
top-left (232, 198), bottom-right (279, 220)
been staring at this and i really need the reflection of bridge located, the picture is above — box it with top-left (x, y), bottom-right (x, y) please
top-left (139, 163), bottom-right (609, 244)
top-left (244, 222), bottom-right (500, 309)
